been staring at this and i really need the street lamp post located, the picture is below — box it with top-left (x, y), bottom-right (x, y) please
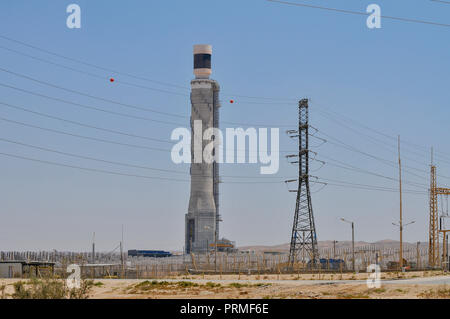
top-left (214, 224), bottom-right (217, 273)
top-left (416, 241), bottom-right (420, 270)
top-left (398, 135), bottom-right (403, 270)
top-left (341, 218), bottom-right (355, 272)
top-left (392, 220), bottom-right (415, 270)
top-left (333, 240), bottom-right (338, 259)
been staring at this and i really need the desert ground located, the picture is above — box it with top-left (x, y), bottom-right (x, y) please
top-left (1, 271), bottom-right (450, 299)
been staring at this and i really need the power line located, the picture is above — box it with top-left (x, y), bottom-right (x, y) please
top-left (0, 99), bottom-right (302, 155)
top-left (5, 95), bottom-right (432, 188)
top-left (0, 135), bottom-right (299, 180)
top-left (314, 129), bottom-right (397, 165)
top-left (0, 84), bottom-right (438, 186)
top-left (2, 109), bottom-right (429, 188)
top-left (314, 154), bottom-right (428, 189)
top-left (0, 45), bottom-right (189, 97)
top-left (0, 82), bottom-right (186, 126)
top-left (0, 128), bottom-right (300, 180)
top-left (2, 120), bottom-right (432, 186)
top-left (321, 181), bottom-right (428, 195)
top-left (430, 0), bottom-right (450, 4)
top-left (0, 33), bottom-right (448, 152)
top-left (309, 102), bottom-right (450, 181)
top-left (0, 34), bottom-right (299, 102)
top-left (0, 149), bottom-right (297, 184)
top-left (314, 106), bottom-right (433, 167)
top-left (0, 68), bottom-right (188, 122)
top-left (311, 100), bottom-right (450, 164)
top-left (0, 137), bottom-right (186, 175)
top-left (0, 41), bottom-right (446, 185)
top-left (316, 177), bottom-right (428, 195)
top-left (267, 0), bottom-right (450, 28)
top-left (312, 101), bottom-right (432, 160)
top-left (0, 36), bottom-right (441, 200)
top-left (0, 151), bottom-right (191, 182)
top-left (0, 143), bottom-right (432, 191)
top-left (313, 129), bottom-right (431, 181)
top-left (0, 67), bottom-right (294, 127)
top-left (310, 100), bottom-right (397, 141)
top-left (0, 34), bottom-right (190, 91)
top-left (0, 100), bottom-right (175, 144)
top-left (0, 42), bottom-right (298, 103)
top-left (0, 116), bottom-right (172, 152)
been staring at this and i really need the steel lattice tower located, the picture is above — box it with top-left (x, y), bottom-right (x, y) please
top-left (429, 159), bottom-right (450, 268)
top-left (429, 164), bottom-right (439, 267)
top-left (287, 99), bottom-right (318, 267)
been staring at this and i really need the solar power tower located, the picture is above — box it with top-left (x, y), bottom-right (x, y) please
top-left (185, 44), bottom-right (220, 254)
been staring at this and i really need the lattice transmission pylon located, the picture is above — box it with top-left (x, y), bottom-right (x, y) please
top-left (285, 99), bottom-right (318, 268)
top-left (429, 160), bottom-right (450, 268)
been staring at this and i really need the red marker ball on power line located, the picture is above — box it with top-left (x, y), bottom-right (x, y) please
top-left (109, 78), bottom-right (115, 83)
top-left (229, 99), bottom-right (234, 104)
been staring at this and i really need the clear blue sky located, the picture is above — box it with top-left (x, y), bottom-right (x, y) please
top-left (0, 0), bottom-right (449, 252)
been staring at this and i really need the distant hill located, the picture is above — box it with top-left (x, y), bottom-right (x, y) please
top-left (239, 239), bottom-right (429, 252)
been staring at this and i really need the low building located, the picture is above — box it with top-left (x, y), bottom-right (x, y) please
top-left (127, 250), bottom-right (172, 258)
top-left (209, 238), bottom-right (237, 253)
top-left (0, 261), bottom-right (22, 278)
top-left (0, 261), bottom-right (55, 278)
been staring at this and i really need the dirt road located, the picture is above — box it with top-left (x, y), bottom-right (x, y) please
top-left (1, 271), bottom-right (449, 299)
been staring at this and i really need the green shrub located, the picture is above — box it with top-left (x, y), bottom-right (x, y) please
top-left (177, 281), bottom-right (198, 288)
top-left (11, 278), bottom-right (93, 299)
top-left (205, 282), bottom-right (221, 288)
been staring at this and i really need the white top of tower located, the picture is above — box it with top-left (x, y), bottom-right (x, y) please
top-left (194, 44), bottom-right (212, 55)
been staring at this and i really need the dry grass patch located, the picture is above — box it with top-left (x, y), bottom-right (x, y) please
top-left (418, 286), bottom-right (450, 299)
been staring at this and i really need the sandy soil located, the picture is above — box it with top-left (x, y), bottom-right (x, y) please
top-left (1, 271), bottom-right (449, 299)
